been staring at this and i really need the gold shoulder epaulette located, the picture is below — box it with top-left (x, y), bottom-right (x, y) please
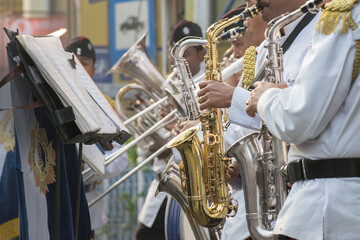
top-left (316, 0), bottom-right (358, 35)
top-left (242, 46), bottom-right (257, 89)
top-left (317, 0), bottom-right (360, 83)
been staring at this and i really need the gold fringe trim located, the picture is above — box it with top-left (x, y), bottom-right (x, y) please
top-left (316, 0), bottom-right (360, 83)
top-left (242, 46), bottom-right (256, 89)
top-left (349, 15), bottom-right (360, 83)
top-left (316, 0), bottom-right (357, 35)
top-left (352, 39), bottom-right (360, 83)
top-left (0, 218), bottom-right (19, 240)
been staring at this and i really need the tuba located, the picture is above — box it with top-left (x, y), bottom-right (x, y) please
top-left (110, 33), bottom-right (183, 151)
top-left (108, 33), bottom-right (164, 98)
top-left (226, 1), bottom-right (322, 239)
top-left (166, 5), bottom-right (263, 228)
top-left (83, 34), bottom-right (180, 183)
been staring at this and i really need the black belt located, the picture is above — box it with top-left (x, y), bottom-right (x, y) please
top-left (287, 158), bottom-right (360, 184)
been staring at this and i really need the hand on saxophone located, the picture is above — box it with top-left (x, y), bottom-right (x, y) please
top-left (245, 82), bottom-right (288, 117)
top-left (149, 133), bottom-right (173, 159)
top-left (171, 119), bottom-right (200, 136)
top-left (228, 159), bottom-right (241, 183)
top-left (160, 103), bottom-right (178, 131)
top-left (197, 80), bottom-right (236, 110)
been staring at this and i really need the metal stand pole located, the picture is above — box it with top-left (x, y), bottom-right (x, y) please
top-left (55, 134), bottom-right (61, 240)
top-left (74, 143), bottom-right (83, 240)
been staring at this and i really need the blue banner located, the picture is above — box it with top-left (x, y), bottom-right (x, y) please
top-left (93, 46), bottom-right (113, 83)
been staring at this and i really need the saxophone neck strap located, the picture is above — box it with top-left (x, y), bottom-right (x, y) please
top-left (281, 12), bottom-right (317, 53)
top-left (248, 12), bottom-right (317, 90)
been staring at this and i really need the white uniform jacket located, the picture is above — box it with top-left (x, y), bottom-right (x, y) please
top-left (229, 13), bottom-right (321, 130)
top-left (221, 188), bottom-right (249, 240)
top-left (257, 4), bottom-right (360, 239)
top-left (137, 156), bottom-right (168, 228)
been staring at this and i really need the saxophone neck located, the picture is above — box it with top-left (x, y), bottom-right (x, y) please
top-left (264, 0), bottom-right (321, 84)
top-left (172, 37), bottom-right (206, 120)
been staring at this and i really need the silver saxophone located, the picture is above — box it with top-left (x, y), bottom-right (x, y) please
top-left (171, 37), bottom-right (207, 120)
top-left (226, 1), bottom-right (322, 239)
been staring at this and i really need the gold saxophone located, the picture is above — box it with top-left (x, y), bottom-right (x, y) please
top-left (167, 5), bottom-right (263, 228)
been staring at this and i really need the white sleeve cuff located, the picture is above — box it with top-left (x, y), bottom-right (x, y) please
top-left (229, 87), bottom-right (261, 130)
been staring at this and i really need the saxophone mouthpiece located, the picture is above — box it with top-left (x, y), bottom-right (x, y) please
top-left (255, 3), bottom-right (265, 11)
top-left (236, 4), bottom-right (264, 26)
top-left (216, 27), bottom-right (246, 42)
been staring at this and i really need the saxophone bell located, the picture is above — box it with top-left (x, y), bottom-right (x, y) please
top-left (167, 126), bottom-right (237, 227)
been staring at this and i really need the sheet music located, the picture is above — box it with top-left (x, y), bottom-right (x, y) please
top-left (17, 35), bottom-right (100, 135)
top-left (73, 56), bottom-right (128, 134)
top-left (81, 143), bottom-right (105, 176)
top-left (16, 34), bottom-right (128, 141)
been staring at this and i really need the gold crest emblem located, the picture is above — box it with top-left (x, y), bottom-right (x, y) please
top-left (0, 110), bottom-right (15, 152)
top-left (28, 121), bottom-right (56, 194)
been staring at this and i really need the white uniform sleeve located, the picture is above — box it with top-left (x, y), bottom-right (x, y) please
top-left (229, 86), bottom-right (261, 130)
top-left (102, 142), bottom-right (128, 178)
top-left (257, 20), bottom-right (356, 145)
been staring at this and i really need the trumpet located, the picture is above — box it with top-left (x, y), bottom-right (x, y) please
top-left (193, 55), bottom-right (244, 84)
top-left (82, 108), bottom-right (177, 182)
top-left (83, 34), bottom-right (182, 182)
top-left (110, 33), bottom-right (186, 143)
top-left (88, 142), bottom-right (170, 207)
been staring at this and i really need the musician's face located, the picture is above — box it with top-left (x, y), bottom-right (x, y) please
top-left (244, 0), bottom-right (268, 46)
top-left (77, 55), bottom-right (96, 78)
top-left (257, 0), bottom-right (305, 22)
top-left (183, 46), bottom-right (205, 76)
top-left (231, 36), bottom-right (251, 59)
top-left (228, 159), bottom-right (241, 182)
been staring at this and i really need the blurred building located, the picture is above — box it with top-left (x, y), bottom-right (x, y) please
top-left (1, 0), bottom-right (244, 95)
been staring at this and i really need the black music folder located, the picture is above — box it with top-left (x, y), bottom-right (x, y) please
top-left (4, 28), bottom-right (131, 147)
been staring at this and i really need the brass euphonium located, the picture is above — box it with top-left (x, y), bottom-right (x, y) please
top-left (110, 33), bottom-right (183, 151)
top-left (85, 34), bottom-right (183, 205)
top-left (226, 1), bottom-right (322, 239)
top-left (167, 5), bottom-right (263, 228)
top-left (108, 32), bottom-right (164, 98)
